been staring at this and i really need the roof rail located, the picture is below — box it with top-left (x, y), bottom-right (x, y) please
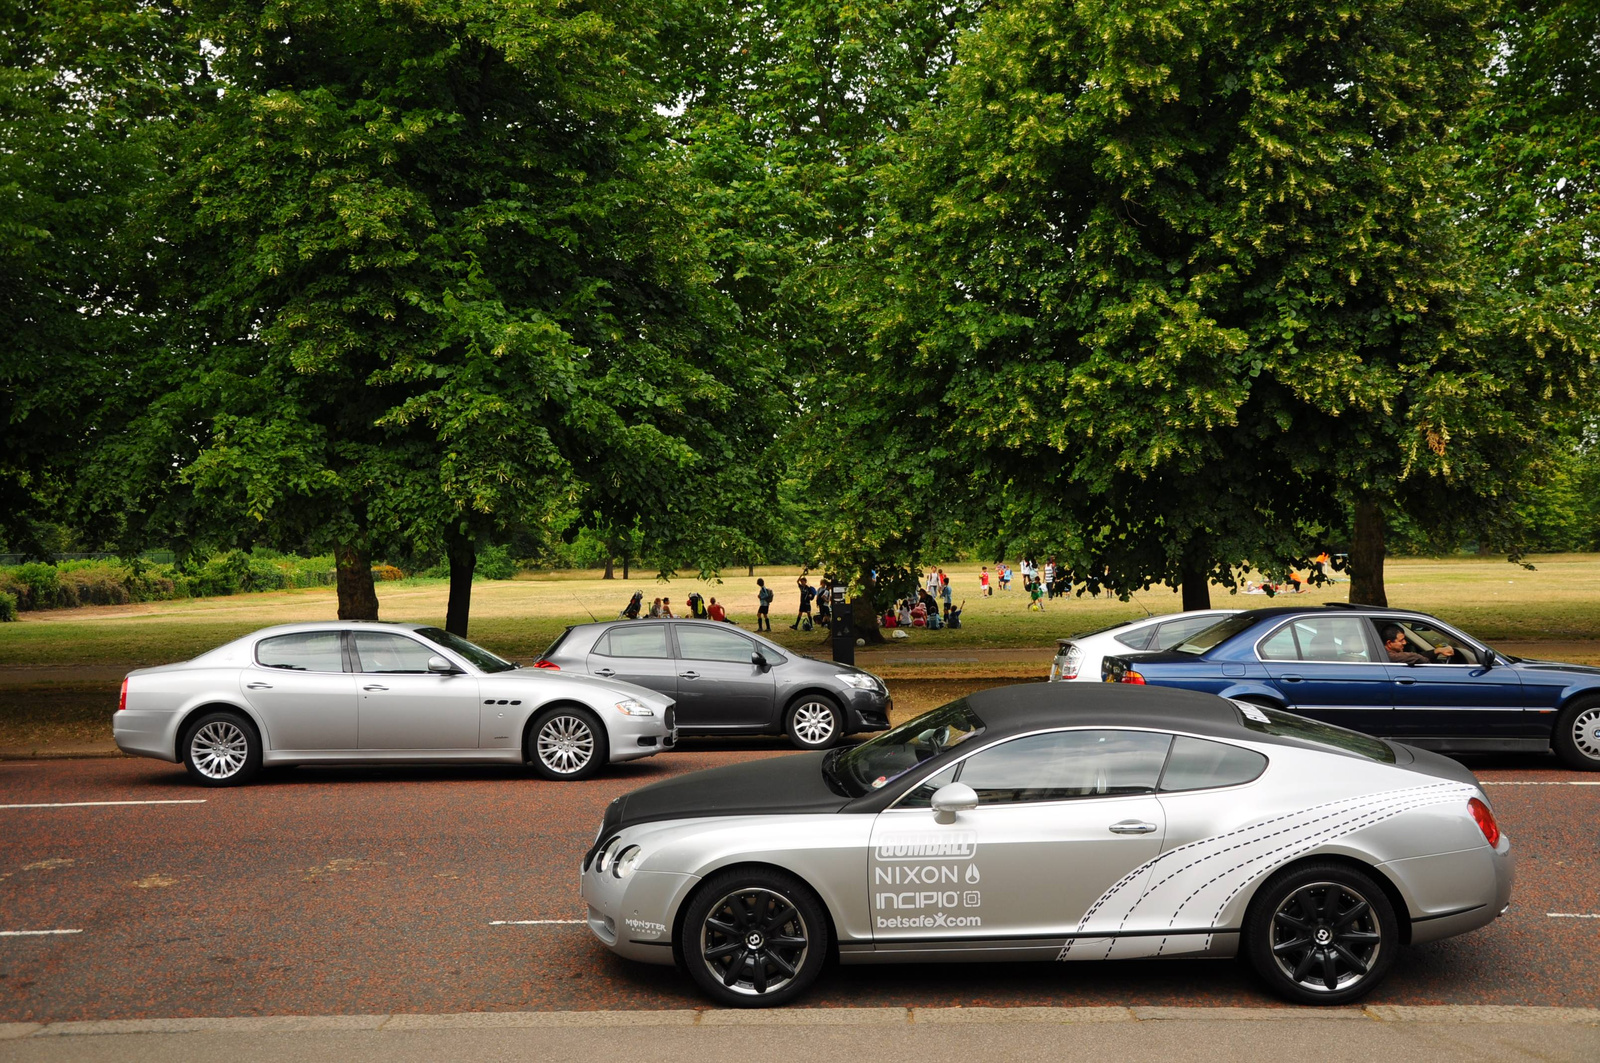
top-left (1320, 602), bottom-right (1367, 610)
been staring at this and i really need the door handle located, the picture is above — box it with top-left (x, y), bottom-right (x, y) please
top-left (246, 682), bottom-right (273, 690)
top-left (679, 671), bottom-right (700, 680)
top-left (593, 668), bottom-right (615, 677)
top-left (1394, 677), bottom-right (1416, 686)
top-left (1109, 820), bottom-right (1158, 835)
top-left (363, 684), bottom-right (389, 692)
top-left (1280, 674), bottom-right (1303, 683)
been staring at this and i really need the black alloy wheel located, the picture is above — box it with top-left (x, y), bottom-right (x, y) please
top-left (681, 867), bottom-right (828, 1007)
top-left (1552, 698), bottom-right (1600, 771)
top-left (1244, 861), bottom-right (1398, 1005)
top-left (181, 710), bottom-right (262, 787)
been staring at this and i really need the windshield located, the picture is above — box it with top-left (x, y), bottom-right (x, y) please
top-left (415, 627), bottom-right (518, 673)
top-left (828, 699), bottom-right (986, 797)
top-left (1172, 613), bottom-right (1256, 654)
top-left (1233, 701), bottom-right (1395, 763)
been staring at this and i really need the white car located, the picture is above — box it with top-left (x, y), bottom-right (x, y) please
top-left (114, 622), bottom-right (676, 785)
top-left (1049, 610), bottom-right (1240, 681)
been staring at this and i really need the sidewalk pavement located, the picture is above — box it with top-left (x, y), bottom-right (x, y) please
top-left (3, 1005), bottom-right (1597, 1063)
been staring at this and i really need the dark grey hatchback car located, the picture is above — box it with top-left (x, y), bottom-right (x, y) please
top-left (535, 620), bottom-right (891, 749)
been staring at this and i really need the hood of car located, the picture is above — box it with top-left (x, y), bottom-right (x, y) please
top-left (1511, 659), bottom-right (1600, 678)
top-left (490, 668), bottom-right (673, 706)
top-left (611, 752), bottom-right (849, 830)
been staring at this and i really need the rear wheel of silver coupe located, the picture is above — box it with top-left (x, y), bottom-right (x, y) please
top-left (181, 710), bottom-right (261, 787)
top-left (527, 705), bottom-right (605, 781)
top-left (1244, 861), bottom-right (1398, 1006)
top-left (681, 867), bottom-right (829, 1007)
top-left (1552, 697), bottom-right (1600, 771)
top-left (785, 695), bottom-right (843, 750)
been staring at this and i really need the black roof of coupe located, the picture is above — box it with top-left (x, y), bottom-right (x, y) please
top-left (960, 683), bottom-right (1252, 742)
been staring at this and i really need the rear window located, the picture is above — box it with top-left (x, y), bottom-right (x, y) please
top-left (1173, 613), bottom-right (1256, 654)
top-left (1233, 701), bottom-right (1395, 763)
top-left (1113, 625), bottom-right (1157, 650)
top-left (540, 628), bottom-right (573, 660)
top-left (257, 631), bottom-right (345, 672)
top-left (1159, 736), bottom-right (1267, 791)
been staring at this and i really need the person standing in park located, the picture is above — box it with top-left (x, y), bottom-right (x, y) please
top-left (755, 578), bottom-right (774, 631)
top-left (1044, 557), bottom-right (1056, 598)
top-left (980, 566), bottom-right (991, 596)
top-left (791, 575), bottom-right (815, 629)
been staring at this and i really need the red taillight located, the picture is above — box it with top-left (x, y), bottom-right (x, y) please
top-left (532, 660), bottom-right (560, 670)
top-left (1120, 670), bottom-right (1146, 685)
top-left (118, 678), bottom-right (128, 712)
top-left (1468, 797), bottom-right (1500, 847)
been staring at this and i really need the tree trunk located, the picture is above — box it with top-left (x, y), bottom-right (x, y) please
top-left (1349, 497), bottom-right (1388, 606)
top-left (622, 556), bottom-right (630, 580)
top-left (852, 573), bottom-right (885, 645)
top-left (747, 562), bottom-right (754, 577)
top-left (1179, 554), bottom-right (1211, 611)
top-left (602, 556), bottom-right (614, 579)
top-left (445, 533), bottom-right (476, 635)
top-left (334, 540), bottom-right (379, 620)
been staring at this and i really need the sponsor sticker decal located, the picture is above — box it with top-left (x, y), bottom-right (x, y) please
top-left (873, 830), bottom-right (977, 861)
top-left (624, 917), bottom-right (667, 938)
top-left (876, 913), bottom-right (983, 929)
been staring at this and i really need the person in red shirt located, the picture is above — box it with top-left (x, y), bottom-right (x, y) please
top-left (708, 597), bottom-right (728, 623)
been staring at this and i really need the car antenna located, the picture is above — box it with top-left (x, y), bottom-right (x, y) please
top-left (571, 594), bottom-right (598, 623)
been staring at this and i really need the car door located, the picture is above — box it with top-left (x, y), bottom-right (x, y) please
top-left (1256, 616), bottom-right (1393, 735)
top-left (868, 729), bottom-right (1171, 954)
top-left (584, 625), bottom-right (678, 702)
top-left (670, 624), bottom-right (777, 730)
top-left (241, 630), bottom-right (358, 750)
top-left (1377, 617), bottom-right (1530, 741)
top-left (351, 632), bottom-right (480, 749)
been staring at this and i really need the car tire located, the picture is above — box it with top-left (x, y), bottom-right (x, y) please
top-left (528, 705), bottom-right (606, 781)
top-left (1552, 697), bottom-right (1600, 771)
top-left (680, 866), bottom-right (829, 1007)
top-left (181, 710), bottom-right (262, 787)
top-left (785, 694), bottom-right (844, 750)
top-left (1243, 860), bottom-right (1398, 1006)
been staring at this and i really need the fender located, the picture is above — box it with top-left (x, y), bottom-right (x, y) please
top-left (173, 695), bottom-right (271, 760)
top-left (1554, 680), bottom-right (1600, 713)
top-left (1216, 682), bottom-right (1285, 706)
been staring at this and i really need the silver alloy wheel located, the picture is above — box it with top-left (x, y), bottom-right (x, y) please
top-left (190, 720), bottom-right (249, 780)
top-left (537, 714), bottom-right (596, 775)
top-left (699, 886), bottom-right (810, 996)
top-left (1572, 706), bottom-right (1600, 761)
top-left (1270, 880), bottom-right (1383, 993)
top-left (790, 701), bottom-right (836, 746)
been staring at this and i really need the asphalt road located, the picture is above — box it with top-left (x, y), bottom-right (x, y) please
top-left (1, 745), bottom-right (1596, 1023)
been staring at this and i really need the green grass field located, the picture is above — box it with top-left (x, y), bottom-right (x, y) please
top-left (3, 554), bottom-right (1599, 668)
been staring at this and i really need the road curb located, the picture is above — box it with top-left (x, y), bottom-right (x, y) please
top-left (6, 1005), bottom-right (1599, 1037)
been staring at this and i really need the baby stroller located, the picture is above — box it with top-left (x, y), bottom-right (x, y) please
top-left (620, 590), bottom-right (643, 620)
top-left (686, 592), bottom-right (709, 619)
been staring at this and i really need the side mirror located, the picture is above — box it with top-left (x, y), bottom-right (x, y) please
top-left (1479, 651), bottom-right (1495, 670)
top-left (931, 782), bottom-right (979, 825)
top-left (751, 651), bottom-right (768, 669)
top-left (427, 655), bottom-right (460, 675)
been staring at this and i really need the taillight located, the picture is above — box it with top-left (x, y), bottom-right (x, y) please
top-left (118, 678), bottom-right (128, 712)
top-left (1120, 670), bottom-right (1146, 685)
top-left (533, 660), bottom-right (560, 670)
top-left (1468, 797), bottom-right (1500, 847)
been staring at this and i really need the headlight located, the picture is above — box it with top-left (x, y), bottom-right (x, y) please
top-left (595, 837), bottom-right (620, 873)
top-left (615, 698), bottom-right (655, 717)
top-left (613, 845), bottom-right (642, 878)
top-left (838, 673), bottom-right (880, 691)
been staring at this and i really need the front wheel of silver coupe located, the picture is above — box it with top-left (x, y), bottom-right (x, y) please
top-left (680, 867), bottom-right (829, 1007)
top-left (1244, 861), bottom-right (1399, 1006)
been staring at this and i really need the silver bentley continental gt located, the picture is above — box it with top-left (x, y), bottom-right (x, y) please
top-left (115, 622), bottom-right (676, 785)
top-left (580, 685), bottom-right (1512, 1007)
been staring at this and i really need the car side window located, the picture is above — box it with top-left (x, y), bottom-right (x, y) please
top-left (1381, 619), bottom-right (1479, 665)
top-left (1260, 618), bottom-right (1374, 663)
top-left (897, 765), bottom-right (958, 809)
top-left (1153, 615), bottom-right (1223, 651)
top-left (352, 632), bottom-right (437, 674)
top-left (1113, 625), bottom-right (1156, 650)
top-left (256, 631), bottom-right (346, 672)
top-left (594, 626), bottom-right (670, 659)
top-left (954, 730), bottom-right (1172, 805)
top-left (1159, 736), bottom-right (1267, 792)
top-left (676, 626), bottom-right (758, 664)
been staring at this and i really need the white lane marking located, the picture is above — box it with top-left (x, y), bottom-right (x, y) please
top-left (1482, 782), bottom-right (1600, 786)
top-left (0, 929), bottom-right (83, 937)
top-left (1547, 913), bottom-right (1600, 919)
top-left (0, 800), bottom-right (207, 809)
top-left (489, 920), bottom-right (585, 925)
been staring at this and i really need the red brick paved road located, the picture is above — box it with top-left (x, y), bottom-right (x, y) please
top-left (0, 748), bottom-right (1595, 1021)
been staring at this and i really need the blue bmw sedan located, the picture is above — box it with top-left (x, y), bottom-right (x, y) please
top-left (1101, 605), bottom-right (1600, 770)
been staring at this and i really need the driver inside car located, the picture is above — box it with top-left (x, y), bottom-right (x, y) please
top-left (1382, 624), bottom-right (1457, 664)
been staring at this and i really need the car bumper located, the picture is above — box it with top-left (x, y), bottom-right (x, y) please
top-left (113, 709), bottom-right (180, 763)
top-left (843, 688), bottom-right (891, 732)
top-left (1381, 833), bottom-right (1514, 945)
top-left (580, 861), bottom-right (696, 965)
top-left (605, 705), bottom-right (677, 764)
